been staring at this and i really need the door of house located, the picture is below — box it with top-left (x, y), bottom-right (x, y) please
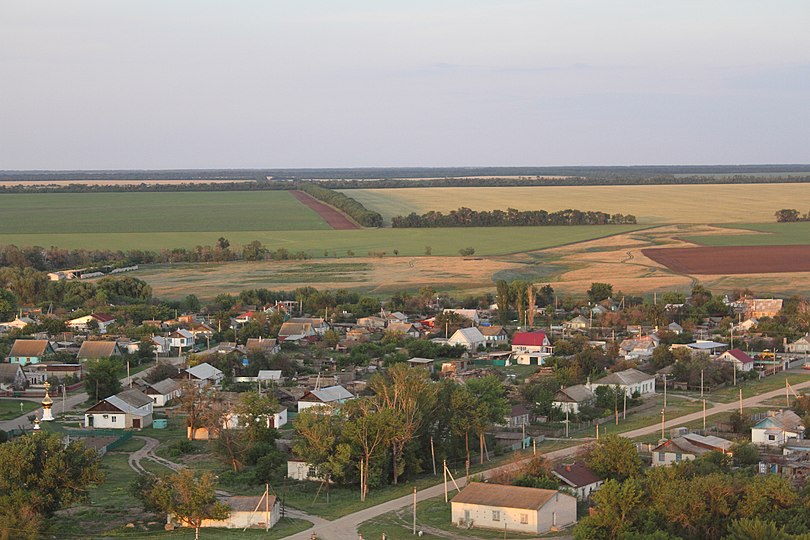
top-left (87, 415), bottom-right (93, 427)
top-left (464, 510), bottom-right (470, 523)
top-left (133, 418), bottom-right (141, 429)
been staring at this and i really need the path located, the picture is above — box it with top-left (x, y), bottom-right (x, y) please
top-left (127, 436), bottom-right (183, 475)
top-left (0, 357), bottom-right (186, 432)
top-left (290, 190), bottom-right (360, 230)
top-left (282, 377), bottom-right (810, 539)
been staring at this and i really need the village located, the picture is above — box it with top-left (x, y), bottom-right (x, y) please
top-left (2, 277), bottom-right (810, 539)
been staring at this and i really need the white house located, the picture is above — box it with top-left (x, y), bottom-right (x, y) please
top-left (552, 384), bottom-right (596, 415)
top-left (68, 313), bottom-right (116, 334)
top-left (143, 378), bottom-right (182, 407)
top-left (451, 483), bottom-right (577, 534)
top-left (185, 495), bottom-right (280, 530)
top-left (443, 309), bottom-right (480, 325)
top-left (150, 336), bottom-right (170, 355)
top-left (168, 329), bottom-right (194, 350)
top-left (385, 322), bottom-right (421, 339)
top-left (618, 335), bottom-right (659, 360)
top-left (297, 385), bottom-right (354, 412)
top-left (257, 370), bottom-right (283, 384)
top-left (651, 433), bottom-right (732, 467)
top-left (717, 349), bottom-right (755, 372)
top-left (287, 460), bottom-right (322, 482)
top-left (752, 410), bottom-right (805, 447)
top-left (448, 327), bottom-right (486, 352)
top-left (551, 462), bottom-right (603, 500)
top-left (479, 325), bottom-right (508, 346)
top-left (587, 368), bottom-right (656, 397)
top-left (787, 335), bottom-right (810, 354)
top-left (246, 338), bottom-right (280, 355)
top-left (185, 362), bottom-right (224, 386)
top-left (511, 331), bottom-right (553, 365)
top-left (667, 322), bottom-right (684, 335)
top-left (564, 315), bottom-right (589, 332)
top-left (84, 389), bottom-right (153, 429)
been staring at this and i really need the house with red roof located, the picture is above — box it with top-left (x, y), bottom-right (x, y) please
top-left (717, 349), bottom-right (755, 372)
top-left (511, 331), bottom-right (553, 365)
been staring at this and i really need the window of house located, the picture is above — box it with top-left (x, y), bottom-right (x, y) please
top-left (658, 452), bottom-right (665, 461)
top-left (492, 510), bottom-right (500, 522)
top-left (768, 434), bottom-right (776, 441)
top-left (111, 416), bottom-right (117, 422)
top-left (675, 453), bottom-right (681, 462)
top-left (307, 467), bottom-right (317, 477)
top-left (520, 513), bottom-right (528, 524)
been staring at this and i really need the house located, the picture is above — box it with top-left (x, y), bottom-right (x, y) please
top-left (168, 329), bottom-right (194, 350)
top-left (451, 483), bottom-right (577, 534)
top-left (443, 309), bottom-right (480, 325)
top-left (0, 363), bottom-right (27, 391)
top-left (407, 357), bottom-right (435, 373)
top-left (287, 460), bottom-right (322, 482)
top-left (25, 363), bottom-right (83, 385)
top-left (0, 316), bottom-right (35, 332)
top-left (346, 327), bottom-right (371, 342)
top-left (652, 433), bottom-right (732, 467)
top-left (787, 335), bottom-right (810, 354)
top-left (734, 318), bottom-right (759, 333)
top-left (717, 349), bottom-right (755, 372)
top-left (277, 322), bottom-right (317, 343)
top-left (185, 362), bottom-right (224, 386)
top-left (181, 495), bottom-right (280, 530)
top-left (381, 310), bottom-right (409, 324)
top-left (297, 385), bottom-right (354, 412)
top-left (84, 389), bottom-right (153, 429)
top-left (356, 316), bottom-right (387, 329)
top-left (143, 378), bottom-right (181, 407)
top-left (618, 335), bottom-right (659, 360)
top-left (667, 322), bottom-right (684, 335)
top-left (189, 322), bottom-right (215, 340)
top-left (246, 338), bottom-right (280, 355)
top-left (448, 327), bottom-right (486, 352)
top-left (564, 315), bottom-right (589, 332)
top-left (587, 368), bottom-right (656, 397)
top-left (686, 340), bottom-right (729, 355)
top-left (6, 339), bottom-right (55, 366)
top-left (150, 336), bottom-right (171, 355)
top-left (752, 410), bottom-right (805, 447)
top-left (67, 313), bottom-right (116, 334)
top-left (198, 342), bottom-right (245, 356)
top-left (257, 370), bottom-right (283, 384)
top-left (552, 462), bottom-right (603, 500)
top-left (77, 340), bottom-right (123, 361)
top-left (479, 325), bottom-right (508, 346)
top-left (511, 331), bottom-right (553, 365)
top-left (385, 322), bottom-right (421, 339)
top-left (741, 298), bottom-right (783, 319)
top-left (288, 317), bottom-right (329, 335)
top-left (507, 404), bottom-right (530, 427)
top-left (552, 384), bottom-right (596, 414)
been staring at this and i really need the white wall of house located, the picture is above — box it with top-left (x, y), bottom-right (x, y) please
top-left (752, 427), bottom-right (799, 446)
top-left (652, 451), bottom-right (696, 467)
top-left (552, 401), bottom-right (583, 414)
top-left (194, 505), bottom-right (280, 530)
top-left (451, 495), bottom-right (576, 534)
top-left (287, 461), bottom-right (320, 482)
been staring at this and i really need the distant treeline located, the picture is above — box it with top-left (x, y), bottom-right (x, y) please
top-left (775, 209), bottom-right (810, 222)
top-left (0, 240), bottom-right (310, 272)
top-left (391, 207), bottom-right (637, 228)
top-left (297, 184), bottom-right (384, 227)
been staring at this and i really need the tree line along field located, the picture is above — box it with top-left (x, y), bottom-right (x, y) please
top-left (0, 191), bottom-right (331, 234)
top-left (0, 224), bottom-right (645, 256)
top-left (342, 183), bottom-right (810, 225)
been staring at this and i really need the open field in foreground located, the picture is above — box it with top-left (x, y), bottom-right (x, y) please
top-left (0, 224), bottom-right (643, 254)
top-left (0, 191), bottom-right (329, 234)
top-left (643, 245), bottom-right (810, 274)
top-left (344, 183), bottom-right (810, 224)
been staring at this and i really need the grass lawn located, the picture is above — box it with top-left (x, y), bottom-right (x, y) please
top-left (94, 517), bottom-right (311, 539)
top-left (672, 372), bottom-right (810, 404)
top-left (0, 223), bottom-right (644, 254)
top-left (0, 191), bottom-right (329, 234)
top-left (0, 398), bottom-right (40, 420)
top-left (344, 184), bottom-right (810, 225)
top-left (359, 495), bottom-right (547, 539)
top-left (683, 222), bottom-right (810, 246)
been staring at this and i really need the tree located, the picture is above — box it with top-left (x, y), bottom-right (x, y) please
top-left (775, 209), bottom-right (800, 222)
top-left (293, 409), bottom-right (352, 489)
top-left (574, 478), bottom-right (644, 539)
top-left (0, 289), bottom-right (16, 321)
top-left (466, 376), bottom-right (509, 464)
top-left (178, 381), bottom-right (221, 440)
top-left (495, 279), bottom-right (510, 324)
top-left (588, 282), bottom-right (613, 303)
top-left (143, 469), bottom-right (230, 539)
top-left (145, 361), bottom-right (179, 384)
top-left (458, 247), bottom-right (475, 256)
top-left (0, 433), bottom-right (102, 539)
top-left (651, 345), bottom-right (675, 370)
top-left (343, 398), bottom-right (401, 501)
top-left (84, 358), bottom-right (122, 402)
top-left (723, 518), bottom-right (791, 540)
top-left (585, 434), bottom-right (641, 481)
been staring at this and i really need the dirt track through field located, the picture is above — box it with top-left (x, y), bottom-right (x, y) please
top-left (290, 190), bottom-right (360, 230)
top-left (643, 244), bottom-right (810, 274)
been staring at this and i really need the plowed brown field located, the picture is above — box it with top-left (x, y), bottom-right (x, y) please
top-left (642, 245), bottom-right (810, 275)
top-left (290, 190), bottom-right (359, 230)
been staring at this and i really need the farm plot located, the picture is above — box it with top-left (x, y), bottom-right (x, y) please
top-left (0, 191), bottom-right (330, 234)
top-left (681, 222), bottom-right (810, 246)
top-left (642, 245), bottom-right (810, 275)
top-left (344, 183), bottom-right (810, 225)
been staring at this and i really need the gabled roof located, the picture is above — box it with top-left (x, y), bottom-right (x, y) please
top-left (225, 495), bottom-right (277, 512)
top-left (510, 404), bottom-right (529, 417)
top-left (452, 482), bottom-right (564, 510)
top-left (450, 327), bottom-right (485, 343)
top-left (77, 340), bottom-right (120, 359)
top-left (246, 338), bottom-right (278, 350)
top-left (512, 331), bottom-right (548, 347)
top-left (594, 368), bottom-right (654, 387)
top-left (92, 313), bottom-right (116, 323)
top-left (552, 462), bottom-right (601, 488)
top-left (386, 322), bottom-right (418, 334)
top-left (300, 385), bottom-right (353, 403)
top-left (478, 325), bottom-right (506, 337)
top-left (0, 363), bottom-right (24, 383)
top-left (722, 349), bottom-right (755, 365)
top-left (186, 362), bottom-right (223, 380)
top-left (443, 309), bottom-right (479, 321)
top-left (753, 410), bottom-right (804, 432)
top-left (554, 384), bottom-right (594, 403)
top-left (257, 370), bottom-right (282, 381)
top-left (170, 329), bottom-right (194, 339)
top-left (88, 388), bottom-right (152, 414)
top-left (652, 433), bottom-right (732, 455)
top-left (279, 322), bottom-right (313, 336)
top-left (8, 339), bottom-right (52, 358)
top-left (148, 378), bottom-right (179, 395)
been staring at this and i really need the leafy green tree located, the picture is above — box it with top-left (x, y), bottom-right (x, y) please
top-left (143, 469), bottom-right (230, 539)
top-left (730, 441), bottom-right (760, 467)
top-left (738, 475), bottom-right (798, 518)
top-left (723, 518), bottom-right (791, 540)
top-left (574, 478), bottom-right (644, 539)
top-left (0, 289), bottom-right (18, 321)
top-left (84, 358), bottom-right (122, 401)
top-left (651, 345), bottom-right (675, 369)
top-left (588, 282), bottom-right (613, 303)
top-left (586, 434), bottom-right (642, 481)
top-left (293, 409), bottom-right (352, 487)
top-left (466, 376), bottom-right (509, 464)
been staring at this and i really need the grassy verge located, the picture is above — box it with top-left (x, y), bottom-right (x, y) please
top-left (670, 372), bottom-right (810, 404)
top-left (0, 398), bottom-right (40, 420)
top-left (69, 517), bottom-right (311, 539)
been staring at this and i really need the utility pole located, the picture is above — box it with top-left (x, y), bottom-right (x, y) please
top-left (413, 487), bottom-right (417, 535)
top-left (700, 369), bottom-right (704, 398)
top-left (660, 409), bottom-right (665, 440)
top-left (739, 388), bottom-right (743, 415)
top-left (702, 399), bottom-right (706, 430)
top-left (565, 409), bottom-right (569, 438)
top-left (430, 437), bottom-right (436, 476)
top-left (663, 374), bottom-right (667, 409)
top-left (443, 459), bottom-right (448, 502)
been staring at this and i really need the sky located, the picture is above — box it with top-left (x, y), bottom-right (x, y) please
top-left (1, 0), bottom-right (809, 169)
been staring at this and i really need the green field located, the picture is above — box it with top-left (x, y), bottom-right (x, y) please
top-left (0, 399), bottom-right (40, 420)
top-left (0, 191), bottom-right (329, 234)
top-left (0, 224), bottom-right (644, 255)
top-left (683, 222), bottom-right (810, 246)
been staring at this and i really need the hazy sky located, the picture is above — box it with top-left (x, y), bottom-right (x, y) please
top-left (2, 1), bottom-right (809, 169)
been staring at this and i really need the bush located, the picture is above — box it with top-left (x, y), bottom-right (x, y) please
top-left (166, 439), bottom-right (195, 457)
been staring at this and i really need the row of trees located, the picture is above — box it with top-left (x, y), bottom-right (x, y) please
top-left (775, 208), bottom-right (810, 222)
top-left (391, 207), bottom-right (637, 228)
top-left (293, 366), bottom-right (508, 500)
top-left (296, 184), bottom-right (383, 227)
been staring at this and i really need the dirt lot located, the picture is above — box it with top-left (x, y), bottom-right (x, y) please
top-left (642, 245), bottom-right (810, 275)
top-left (289, 190), bottom-right (360, 230)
